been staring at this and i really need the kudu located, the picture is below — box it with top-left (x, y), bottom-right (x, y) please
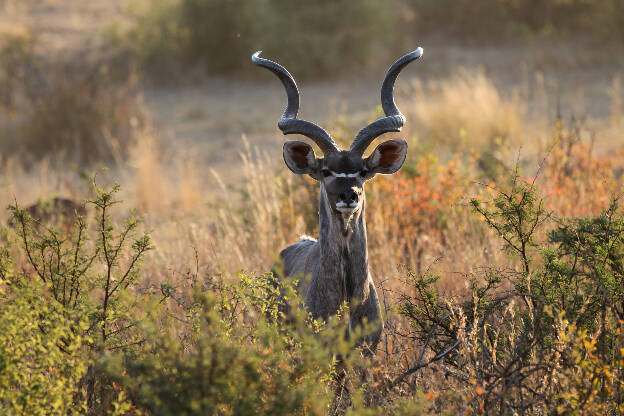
top-left (253, 48), bottom-right (423, 352)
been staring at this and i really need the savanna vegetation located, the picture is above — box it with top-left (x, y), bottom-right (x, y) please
top-left (1, 0), bottom-right (624, 414)
top-left (104, 0), bottom-right (624, 80)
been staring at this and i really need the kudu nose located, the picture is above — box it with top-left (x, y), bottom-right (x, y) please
top-left (339, 191), bottom-right (358, 204)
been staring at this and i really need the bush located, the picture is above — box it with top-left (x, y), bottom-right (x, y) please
top-left (3, 180), bottom-right (151, 414)
top-left (17, 60), bottom-right (145, 165)
top-left (103, 282), bottom-right (337, 415)
top-left (0, 249), bottom-right (88, 415)
top-left (0, 29), bottom-right (39, 110)
top-left (3, 180), bottom-right (386, 415)
top-left (0, 32), bottom-right (146, 165)
top-left (9, 181), bottom-right (152, 351)
top-left (395, 173), bottom-right (624, 413)
top-left (111, 0), bottom-right (394, 79)
top-left (407, 0), bottom-right (624, 43)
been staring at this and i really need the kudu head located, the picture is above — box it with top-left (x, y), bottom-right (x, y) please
top-left (252, 49), bottom-right (422, 224)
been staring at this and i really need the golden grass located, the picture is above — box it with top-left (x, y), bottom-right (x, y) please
top-left (403, 69), bottom-right (528, 149)
top-left (2, 67), bottom-right (622, 297)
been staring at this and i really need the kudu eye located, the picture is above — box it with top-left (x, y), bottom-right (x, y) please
top-left (359, 169), bottom-right (368, 178)
top-left (322, 169), bottom-right (332, 178)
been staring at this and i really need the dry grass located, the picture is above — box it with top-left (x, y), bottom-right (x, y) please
top-left (404, 69), bottom-right (528, 149)
top-left (2, 64), bottom-right (622, 288)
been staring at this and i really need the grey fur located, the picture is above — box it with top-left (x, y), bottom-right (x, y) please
top-left (280, 184), bottom-right (382, 350)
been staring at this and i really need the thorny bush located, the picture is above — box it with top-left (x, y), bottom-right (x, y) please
top-left (2, 180), bottom-right (432, 415)
top-left (395, 173), bottom-right (624, 414)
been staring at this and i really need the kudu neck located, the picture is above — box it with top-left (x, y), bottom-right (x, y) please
top-left (317, 185), bottom-right (370, 306)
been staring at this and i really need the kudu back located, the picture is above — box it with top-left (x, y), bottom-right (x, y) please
top-left (253, 48), bottom-right (423, 352)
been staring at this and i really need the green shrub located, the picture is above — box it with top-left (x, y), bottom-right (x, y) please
top-left (0, 250), bottom-right (88, 415)
top-left (101, 268), bottom-right (390, 415)
top-left (4, 180), bottom-right (151, 414)
top-left (105, 291), bottom-right (333, 415)
top-left (253, 0), bottom-right (393, 78)
top-left (111, 0), bottom-right (393, 79)
top-left (9, 181), bottom-right (152, 352)
top-left (396, 172), bottom-right (624, 413)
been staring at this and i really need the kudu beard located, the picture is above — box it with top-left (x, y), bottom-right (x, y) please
top-left (253, 47), bottom-right (423, 353)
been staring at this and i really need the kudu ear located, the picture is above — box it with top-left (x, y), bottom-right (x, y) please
top-left (283, 140), bottom-right (320, 176)
top-left (365, 139), bottom-right (408, 175)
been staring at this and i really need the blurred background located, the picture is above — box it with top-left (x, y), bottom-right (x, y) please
top-left (0, 0), bottom-right (623, 281)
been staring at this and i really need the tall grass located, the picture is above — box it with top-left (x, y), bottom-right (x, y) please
top-left (2, 66), bottom-right (618, 284)
top-left (404, 70), bottom-right (528, 149)
top-left (4, 112), bottom-right (624, 413)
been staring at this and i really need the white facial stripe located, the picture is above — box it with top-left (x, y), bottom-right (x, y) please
top-left (336, 201), bottom-right (357, 209)
top-left (330, 171), bottom-right (359, 178)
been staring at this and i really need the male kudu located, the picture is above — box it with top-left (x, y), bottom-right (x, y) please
top-left (253, 48), bottom-right (423, 352)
